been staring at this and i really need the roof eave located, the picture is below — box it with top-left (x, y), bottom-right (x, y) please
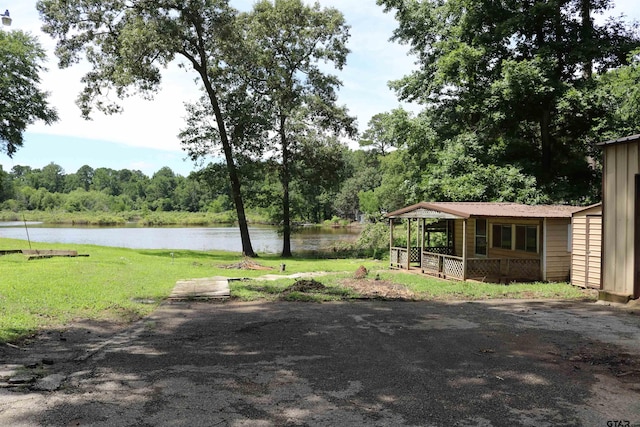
top-left (385, 202), bottom-right (470, 219)
top-left (597, 134), bottom-right (640, 147)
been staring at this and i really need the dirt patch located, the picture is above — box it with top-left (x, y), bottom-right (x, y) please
top-left (567, 346), bottom-right (640, 381)
top-left (340, 278), bottom-right (416, 300)
top-left (353, 265), bottom-right (368, 279)
top-left (282, 279), bottom-right (326, 294)
top-left (221, 258), bottom-right (273, 270)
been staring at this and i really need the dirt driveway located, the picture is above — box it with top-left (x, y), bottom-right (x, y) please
top-left (1, 299), bottom-right (639, 426)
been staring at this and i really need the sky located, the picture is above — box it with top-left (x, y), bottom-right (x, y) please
top-left (1, 0), bottom-right (639, 178)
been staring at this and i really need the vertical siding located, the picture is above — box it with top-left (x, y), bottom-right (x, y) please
top-left (545, 218), bottom-right (572, 282)
top-left (586, 216), bottom-right (602, 288)
top-left (467, 219), bottom-right (476, 258)
top-left (571, 215), bottom-right (587, 287)
top-left (571, 206), bottom-right (602, 289)
top-left (602, 145), bottom-right (617, 292)
top-left (602, 141), bottom-right (639, 296)
top-left (454, 220), bottom-right (463, 257)
top-left (453, 219), bottom-right (475, 258)
top-left (623, 144), bottom-right (636, 292)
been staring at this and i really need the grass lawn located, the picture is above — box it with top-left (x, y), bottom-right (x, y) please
top-left (0, 237), bottom-right (594, 343)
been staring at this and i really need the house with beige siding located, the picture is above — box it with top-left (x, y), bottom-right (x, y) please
top-left (386, 202), bottom-right (582, 283)
top-left (598, 135), bottom-right (640, 301)
top-left (571, 204), bottom-right (602, 289)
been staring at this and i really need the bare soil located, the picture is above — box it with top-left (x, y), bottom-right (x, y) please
top-left (340, 278), bottom-right (417, 300)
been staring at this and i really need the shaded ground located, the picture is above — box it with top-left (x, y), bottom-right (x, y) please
top-left (1, 298), bottom-right (639, 426)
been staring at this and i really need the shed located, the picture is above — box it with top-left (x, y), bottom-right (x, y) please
top-left (598, 134), bottom-right (640, 301)
top-left (570, 203), bottom-right (602, 289)
top-left (386, 202), bottom-right (582, 283)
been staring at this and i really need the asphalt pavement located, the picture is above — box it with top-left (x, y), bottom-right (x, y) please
top-left (1, 299), bottom-right (640, 426)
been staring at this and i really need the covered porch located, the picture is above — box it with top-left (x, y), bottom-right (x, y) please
top-left (385, 202), bottom-right (573, 283)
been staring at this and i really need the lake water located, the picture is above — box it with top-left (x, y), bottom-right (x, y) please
top-left (0, 222), bottom-right (360, 254)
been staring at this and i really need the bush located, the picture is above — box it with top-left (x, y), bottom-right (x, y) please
top-left (355, 222), bottom-right (389, 259)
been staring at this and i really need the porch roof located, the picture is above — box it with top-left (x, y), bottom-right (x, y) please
top-left (385, 202), bottom-right (583, 220)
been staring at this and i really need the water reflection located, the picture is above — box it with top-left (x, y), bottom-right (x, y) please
top-left (0, 223), bottom-right (360, 254)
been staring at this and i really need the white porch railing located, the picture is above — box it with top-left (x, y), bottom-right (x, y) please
top-left (390, 247), bottom-right (407, 268)
top-left (390, 246), bottom-right (454, 269)
top-left (420, 251), bottom-right (541, 282)
top-left (421, 252), bottom-right (464, 279)
top-left (390, 246), bottom-right (420, 269)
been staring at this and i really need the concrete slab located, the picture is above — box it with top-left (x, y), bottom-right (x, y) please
top-left (169, 276), bottom-right (230, 301)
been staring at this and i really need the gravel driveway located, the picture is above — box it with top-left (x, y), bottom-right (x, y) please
top-left (1, 299), bottom-right (639, 426)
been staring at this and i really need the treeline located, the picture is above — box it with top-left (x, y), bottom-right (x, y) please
top-left (0, 164), bottom-right (228, 215)
top-left (0, 147), bottom-right (380, 224)
top-left (7, 0), bottom-right (640, 223)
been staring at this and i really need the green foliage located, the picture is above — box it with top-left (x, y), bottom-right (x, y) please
top-left (333, 151), bottom-right (382, 220)
top-left (322, 216), bottom-right (350, 227)
top-left (594, 50), bottom-right (640, 139)
top-left (377, 0), bottom-right (640, 203)
top-left (357, 190), bottom-right (379, 217)
top-left (292, 135), bottom-right (350, 224)
top-left (360, 108), bottom-right (414, 155)
top-left (37, 0), bottom-right (261, 256)
top-left (0, 29), bottom-right (58, 157)
top-left (420, 133), bottom-right (547, 203)
top-left (354, 222), bottom-right (389, 259)
top-left (236, 0), bottom-right (355, 257)
top-left (63, 188), bottom-right (111, 212)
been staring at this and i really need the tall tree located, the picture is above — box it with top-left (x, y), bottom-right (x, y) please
top-left (37, 0), bottom-right (258, 256)
top-left (292, 133), bottom-right (349, 224)
top-left (377, 0), bottom-right (640, 201)
top-left (0, 165), bottom-right (13, 203)
top-left (40, 162), bottom-right (65, 193)
top-left (0, 29), bottom-right (57, 157)
top-left (359, 108), bottom-right (413, 156)
top-left (594, 50), bottom-right (640, 138)
top-left (240, 0), bottom-right (355, 257)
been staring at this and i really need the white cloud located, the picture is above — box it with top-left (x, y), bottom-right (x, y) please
top-left (11, 0), bottom-right (419, 153)
top-left (8, 0), bottom-right (640, 157)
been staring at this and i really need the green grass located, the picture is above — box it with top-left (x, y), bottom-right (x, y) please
top-left (229, 273), bottom-right (362, 302)
top-left (0, 237), bottom-right (380, 342)
top-left (0, 236), bottom-right (594, 343)
top-left (230, 271), bottom-right (594, 302)
top-left (376, 272), bottom-right (595, 300)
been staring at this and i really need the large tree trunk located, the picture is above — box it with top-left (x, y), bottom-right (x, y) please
top-left (201, 75), bottom-right (256, 258)
top-left (280, 117), bottom-right (292, 258)
top-left (184, 18), bottom-right (257, 258)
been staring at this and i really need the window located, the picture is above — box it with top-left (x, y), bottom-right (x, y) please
top-left (492, 224), bottom-right (512, 250)
top-left (475, 219), bottom-right (487, 256)
top-left (515, 225), bottom-right (538, 252)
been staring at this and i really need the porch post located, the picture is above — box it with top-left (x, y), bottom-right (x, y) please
top-left (542, 218), bottom-right (547, 281)
top-left (389, 218), bottom-right (394, 267)
top-left (462, 219), bottom-right (468, 280)
top-left (406, 219), bottom-right (411, 270)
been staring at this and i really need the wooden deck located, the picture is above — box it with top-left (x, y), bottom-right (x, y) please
top-left (169, 277), bottom-right (231, 301)
top-left (0, 249), bottom-right (89, 259)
